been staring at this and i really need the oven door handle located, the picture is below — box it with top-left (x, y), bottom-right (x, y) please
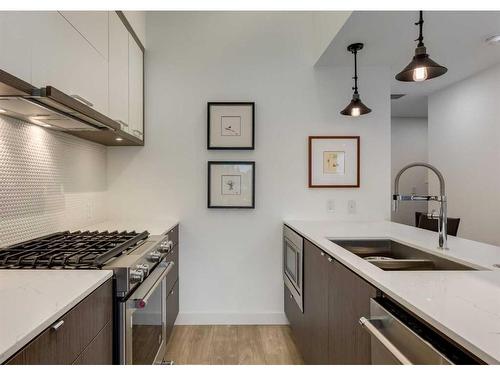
top-left (131, 261), bottom-right (174, 308)
top-left (359, 317), bottom-right (413, 365)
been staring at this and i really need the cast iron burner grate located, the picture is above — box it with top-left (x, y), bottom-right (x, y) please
top-left (0, 230), bottom-right (149, 269)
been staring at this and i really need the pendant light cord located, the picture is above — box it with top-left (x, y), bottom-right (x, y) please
top-left (415, 10), bottom-right (424, 47)
top-left (352, 49), bottom-right (358, 94)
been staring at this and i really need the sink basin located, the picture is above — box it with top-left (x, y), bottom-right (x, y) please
top-left (330, 239), bottom-right (479, 271)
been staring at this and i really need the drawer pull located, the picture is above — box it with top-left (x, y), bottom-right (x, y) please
top-left (320, 252), bottom-right (325, 257)
top-left (327, 257), bottom-right (333, 263)
top-left (51, 320), bottom-right (65, 331)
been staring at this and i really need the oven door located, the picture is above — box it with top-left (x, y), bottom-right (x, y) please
top-left (120, 261), bottom-right (174, 365)
top-left (283, 226), bottom-right (303, 311)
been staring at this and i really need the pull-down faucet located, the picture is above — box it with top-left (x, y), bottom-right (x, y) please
top-left (393, 162), bottom-right (448, 249)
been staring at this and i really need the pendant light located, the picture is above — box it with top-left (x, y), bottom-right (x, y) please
top-left (396, 11), bottom-right (447, 82)
top-left (340, 43), bottom-right (371, 117)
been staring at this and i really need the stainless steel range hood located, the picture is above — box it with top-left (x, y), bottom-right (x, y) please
top-left (0, 69), bottom-right (120, 132)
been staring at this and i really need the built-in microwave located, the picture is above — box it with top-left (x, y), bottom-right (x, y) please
top-left (283, 226), bottom-right (303, 312)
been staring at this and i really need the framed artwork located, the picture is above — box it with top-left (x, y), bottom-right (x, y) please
top-left (208, 161), bottom-right (255, 208)
top-left (207, 102), bottom-right (255, 149)
top-left (308, 136), bottom-right (360, 188)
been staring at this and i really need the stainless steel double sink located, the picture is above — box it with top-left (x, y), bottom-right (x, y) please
top-left (330, 239), bottom-right (479, 271)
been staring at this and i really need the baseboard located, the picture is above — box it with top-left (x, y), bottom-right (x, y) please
top-left (174, 312), bottom-right (289, 325)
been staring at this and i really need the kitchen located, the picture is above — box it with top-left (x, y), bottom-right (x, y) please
top-left (1, 0), bottom-right (500, 370)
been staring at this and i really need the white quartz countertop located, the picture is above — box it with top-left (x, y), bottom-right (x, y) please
top-left (0, 270), bottom-right (112, 364)
top-left (284, 219), bottom-right (500, 364)
top-left (82, 218), bottom-right (179, 236)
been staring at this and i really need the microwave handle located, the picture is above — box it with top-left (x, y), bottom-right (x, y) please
top-left (133, 262), bottom-right (174, 308)
top-left (359, 317), bottom-right (412, 365)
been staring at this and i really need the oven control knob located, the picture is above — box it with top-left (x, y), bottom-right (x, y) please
top-left (130, 268), bottom-right (144, 283)
top-left (136, 263), bottom-right (150, 276)
top-left (149, 250), bottom-right (162, 262)
top-left (159, 241), bottom-right (170, 253)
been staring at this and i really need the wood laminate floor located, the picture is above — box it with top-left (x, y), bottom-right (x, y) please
top-left (163, 325), bottom-right (304, 365)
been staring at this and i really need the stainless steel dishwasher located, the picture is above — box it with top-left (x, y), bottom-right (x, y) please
top-left (359, 298), bottom-right (480, 365)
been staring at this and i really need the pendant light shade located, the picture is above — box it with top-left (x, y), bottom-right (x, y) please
top-left (396, 11), bottom-right (447, 82)
top-left (340, 43), bottom-right (371, 117)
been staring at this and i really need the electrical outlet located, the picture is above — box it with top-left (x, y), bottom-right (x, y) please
top-left (347, 200), bottom-right (357, 214)
top-left (327, 199), bottom-right (335, 213)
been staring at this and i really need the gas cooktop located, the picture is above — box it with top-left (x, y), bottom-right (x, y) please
top-left (0, 230), bottom-right (149, 269)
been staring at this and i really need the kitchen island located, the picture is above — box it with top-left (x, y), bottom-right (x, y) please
top-left (284, 220), bottom-right (500, 364)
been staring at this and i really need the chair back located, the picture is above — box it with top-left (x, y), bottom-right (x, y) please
top-left (415, 211), bottom-right (460, 236)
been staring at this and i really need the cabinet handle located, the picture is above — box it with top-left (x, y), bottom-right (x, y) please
top-left (327, 257), bottom-right (333, 263)
top-left (70, 94), bottom-right (94, 107)
top-left (170, 289), bottom-right (175, 295)
top-left (320, 252), bottom-right (325, 257)
top-left (51, 320), bottom-right (65, 331)
top-left (289, 294), bottom-right (293, 300)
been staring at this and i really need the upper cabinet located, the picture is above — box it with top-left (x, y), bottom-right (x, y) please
top-left (31, 12), bottom-right (109, 116)
top-left (59, 11), bottom-right (109, 60)
top-left (0, 11), bottom-right (144, 146)
top-left (128, 36), bottom-right (144, 141)
top-left (108, 12), bottom-right (129, 130)
top-left (122, 11), bottom-right (146, 47)
top-left (0, 12), bottom-right (33, 83)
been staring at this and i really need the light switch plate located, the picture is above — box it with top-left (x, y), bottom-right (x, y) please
top-left (327, 199), bottom-right (335, 213)
top-left (348, 200), bottom-right (357, 214)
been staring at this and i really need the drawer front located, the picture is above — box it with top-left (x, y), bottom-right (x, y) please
top-left (73, 321), bottom-right (113, 365)
top-left (165, 244), bottom-right (179, 295)
top-left (20, 279), bottom-right (112, 365)
top-left (165, 281), bottom-right (179, 344)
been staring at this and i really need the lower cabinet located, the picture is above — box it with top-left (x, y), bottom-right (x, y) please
top-left (165, 281), bottom-right (179, 343)
top-left (328, 260), bottom-right (377, 364)
top-left (302, 240), bottom-right (330, 364)
top-left (6, 279), bottom-right (113, 365)
top-left (284, 237), bottom-right (377, 365)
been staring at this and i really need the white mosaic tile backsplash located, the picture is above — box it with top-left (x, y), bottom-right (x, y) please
top-left (0, 115), bottom-right (107, 247)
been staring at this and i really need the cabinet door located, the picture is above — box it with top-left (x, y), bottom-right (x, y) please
top-left (108, 11), bottom-right (129, 131)
top-left (302, 240), bottom-right (330, 364)
top-left (0, 12), bottom-right (33, 82)
top-left (328, 261), bottom-right (377, 364)
top-left (165, 281), bottom-right (179, 344)
top-left (128, 36), bottom-right (144, 140)
top-left (32, 12), bottom-right (109, 115)
top-left (59, 11), bottom-right (109, 59)
top-left (284, 285), bottom-right (307, 357)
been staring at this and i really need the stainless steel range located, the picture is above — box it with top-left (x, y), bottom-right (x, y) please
top-left (0, 227), bottom-right (179, 365)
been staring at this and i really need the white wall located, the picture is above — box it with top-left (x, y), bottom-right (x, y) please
top-left (391, 117), bottom-right (428, 226)
top-left (106, 12), bottom-right (391, 324)
top-left (428, 64), bottom-right (500, 246)
top-left (0, 116), bottom-right (107, 247)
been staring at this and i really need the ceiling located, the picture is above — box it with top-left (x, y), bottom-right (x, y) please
top-left (317, 11), bottom-right (500, 117)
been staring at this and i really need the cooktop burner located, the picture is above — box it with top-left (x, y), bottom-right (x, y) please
top-left (0, 230), bottom-right (149, 269)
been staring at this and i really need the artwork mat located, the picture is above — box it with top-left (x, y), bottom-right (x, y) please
top-left (207, 102), bottom-right (255, 149)
top-left (208, 161), bottom-right (255, 208)
top-left (308, 136), bottom-right (360, 188)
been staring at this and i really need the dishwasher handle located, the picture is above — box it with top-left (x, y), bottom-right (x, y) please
top-left (359, 317), bottom-right (413, 365)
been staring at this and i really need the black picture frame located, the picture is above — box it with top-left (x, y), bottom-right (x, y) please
top-left (208, 161), bottom-right (255, 209)
top-left (207, 102), bottom-right (255, 150)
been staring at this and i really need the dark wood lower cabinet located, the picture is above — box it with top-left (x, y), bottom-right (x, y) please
top-left (284, 233), bottom-right (378, 365)
top-left (302, 240), bottom-right (329, 364)
top-left (165, 280), bottom-right (179, 343)
top-left (328, 261), bottom-right (377, 364)
top-left (6, 279), bottom-right (113, 365)
top-left (73, 322), bottom-right (113, 365)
